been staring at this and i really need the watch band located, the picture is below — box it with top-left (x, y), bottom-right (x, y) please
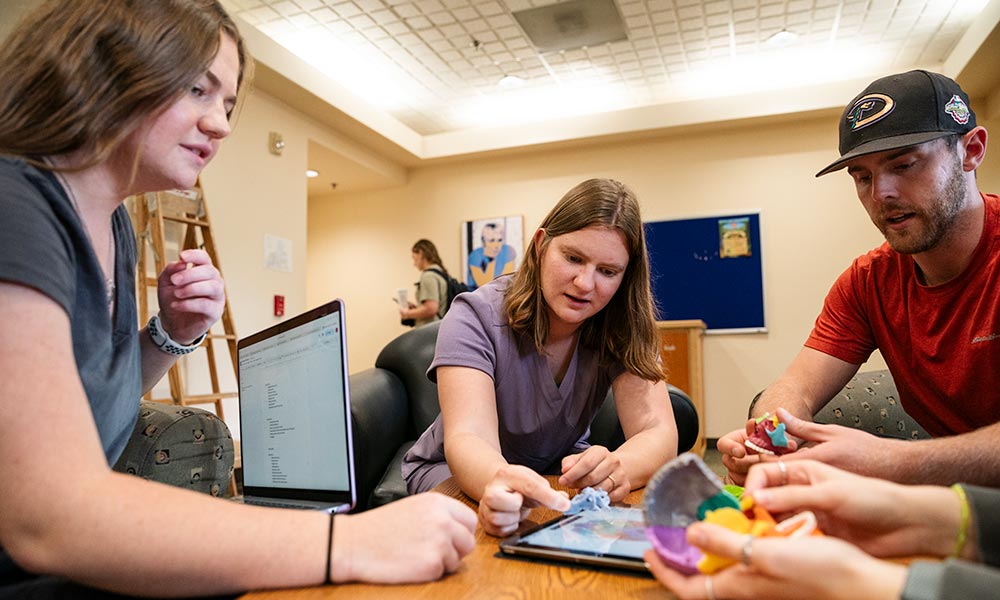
top-left (147, 313), bottom-right (206, 356)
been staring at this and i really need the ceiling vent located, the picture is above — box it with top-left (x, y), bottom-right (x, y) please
top-left (512, 0), bottom-right (627, 54)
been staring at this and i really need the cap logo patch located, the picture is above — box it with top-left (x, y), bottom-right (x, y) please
top-left (847, 93), bottom-right (894, 131)
top-left (944, 94), bottom-right (970, 125)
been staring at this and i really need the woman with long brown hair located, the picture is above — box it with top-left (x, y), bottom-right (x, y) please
top-left (0, 1), bottom-right (473, 596)
top-left (403, 178), bottom-right (678, 536)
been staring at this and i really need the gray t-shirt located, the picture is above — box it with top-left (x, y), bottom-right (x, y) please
top-left (0, 157), bottom-right (140, 463)
top-left (401, 276), bottom-right (625, 493)
top-left (0, 158), bottom-right (141, 581)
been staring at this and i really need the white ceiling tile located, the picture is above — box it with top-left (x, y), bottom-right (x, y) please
top-left (349, 0), bottom-right (380, 11)
top-left (230, 0), bottom-right (264, 9)
top-left (440, 22), bottom-right (467, 37)
top-left (419, 27), bottom-right (445, 41)
top-left (332, 2), bottom-right (362, 17)
top-left (415, 0), bottom-right (446, 13)
top-left (706, 13), bottom-right (729, 27)
top-left (452, 6), bottom-right (479, 20)
top-left (393, 3), bottom-right (421, 17)
top-left (619, 2), bottom-right (645, 17)
top-left (313, 6), bottom-right (340, 22)
top-left (270, 1), bottom-right (302, 17)
top-left (247, 5), bottom-right (283, 22)
top-left (704, 1), bottom-right (730, 16)
top-left (406, 15), bottom-right (432, 28)
top-left (681, 29), bottom-right (705, 42)
top-left (759, 4), bottom-right (783, 18)
top-left (348, 13), bottom-right (376, 28)
top-left (676, 5), bottom-right (703, 20)
top-left (465, 18), bottom-right (493, 32)
top-left (477, 1), bottom-right (506, 17)
top-left (653, 22), bottom-right (679, 38)
top-left (429, 11), bottom-right (457, 25)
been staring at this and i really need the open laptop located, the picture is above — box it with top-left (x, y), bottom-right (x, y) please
top-left (234, 299), bottom-right (356, 513)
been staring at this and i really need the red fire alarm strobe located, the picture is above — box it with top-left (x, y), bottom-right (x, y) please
top-left (274, 295), bottom-right (285, 317)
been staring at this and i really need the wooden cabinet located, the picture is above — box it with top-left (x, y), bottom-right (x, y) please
top-left (656, 320), bottom-right (706, 456)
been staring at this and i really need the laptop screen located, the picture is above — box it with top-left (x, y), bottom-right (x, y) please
top-left (237, 300), bottom-right (354, 503)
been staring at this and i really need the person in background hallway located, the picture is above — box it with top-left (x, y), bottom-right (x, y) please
top-left (403, 178), bottom-right (679, 536)
top-left (718, 70), bottom-right (1000, 488)
top-left (0, 1), bottom-right (474, 597)
top-left (399, 239), bottom-right (449, 327)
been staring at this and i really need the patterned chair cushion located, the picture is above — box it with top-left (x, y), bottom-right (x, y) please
top-left (813, 370), bottom-right (930, 440)
top-left (113, 401), bottom-right (234, 496)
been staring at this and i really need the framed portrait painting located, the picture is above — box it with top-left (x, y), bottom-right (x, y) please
top-left (461, 215), bottom-right (524, 290)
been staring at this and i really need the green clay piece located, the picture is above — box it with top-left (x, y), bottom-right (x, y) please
top-left (696, 489), bottom-right (741, 520)
top-left (723, 484), bottom-right (745, 500)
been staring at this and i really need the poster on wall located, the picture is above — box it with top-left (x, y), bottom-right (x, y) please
top-left (718, 217), bottom-right (752, 258)
top-left (462, 215), bottom-right (524, 290)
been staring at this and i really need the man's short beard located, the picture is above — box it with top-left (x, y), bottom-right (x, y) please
top-left (886, 148), bottom-right (967, 255)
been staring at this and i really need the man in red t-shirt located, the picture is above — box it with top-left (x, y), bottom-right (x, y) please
top-left (720, 70), bottom-right (999, 487)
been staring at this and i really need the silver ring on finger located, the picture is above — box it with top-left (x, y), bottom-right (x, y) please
top-left (740, 534), bottom-right (754, 567)
top-left (777, 459), bottom-right (788, 486)
top-left (704, 575), bottom-right (717, 600)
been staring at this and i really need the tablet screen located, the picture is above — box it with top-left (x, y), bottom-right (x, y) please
top-left (499, 506), bottom-right (651, 571)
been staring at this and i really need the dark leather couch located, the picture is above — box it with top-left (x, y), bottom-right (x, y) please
top-left (349, 321), bottom-right (700, 512)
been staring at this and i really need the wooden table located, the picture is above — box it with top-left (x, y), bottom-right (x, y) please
top-left (241, 478), bottom-right (674, 599)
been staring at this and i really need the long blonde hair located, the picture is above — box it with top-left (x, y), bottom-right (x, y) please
top-left (503, 179), bottom-right (662, 381)
top-left (0, 0), bottom-right (252, 171)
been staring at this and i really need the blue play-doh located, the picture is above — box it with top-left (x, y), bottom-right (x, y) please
top-left (766, 422), bottom-right (790, 448)
top-left (565, 487), bottom-right (611, 515)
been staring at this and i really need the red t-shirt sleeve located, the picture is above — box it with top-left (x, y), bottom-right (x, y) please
top-left (805, 257), bottom-right (877, 365)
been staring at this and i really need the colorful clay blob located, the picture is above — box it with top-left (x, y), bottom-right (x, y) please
top-left (643, 453), bottom-right (822, 575)
top-left (642, 453), bottom-right (732, 574)
top-left (744, 412), bottom-right (793, 456)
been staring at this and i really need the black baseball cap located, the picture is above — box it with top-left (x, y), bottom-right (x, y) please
top-left (816, 70), bottom-right (976, 177)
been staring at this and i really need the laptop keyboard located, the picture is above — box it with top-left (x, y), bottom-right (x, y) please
top-left (243, 498), bottom-right (313, 510)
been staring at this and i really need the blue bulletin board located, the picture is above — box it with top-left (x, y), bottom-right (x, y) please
top-left (644, 211), bottom-right (766, 333)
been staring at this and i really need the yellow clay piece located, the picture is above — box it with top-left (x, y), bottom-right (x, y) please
top-left (697, 508), bottom-right (752, 574)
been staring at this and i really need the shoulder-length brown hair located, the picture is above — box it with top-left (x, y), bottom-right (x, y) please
top-left (503, 178), bottom-right (662, 381)
top-left (0, 0), bottom-right (252, 171)
top-left (412, 239), bottom-right (449, 278)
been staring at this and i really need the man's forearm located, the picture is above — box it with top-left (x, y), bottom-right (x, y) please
top-left (750, 382), bottom-right (820, 420)
top-left (894, 424), bottom-right (1000, 486)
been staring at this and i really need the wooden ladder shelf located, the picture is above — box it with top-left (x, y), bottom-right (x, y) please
top-left (131, 181), bottom-right (238, 419)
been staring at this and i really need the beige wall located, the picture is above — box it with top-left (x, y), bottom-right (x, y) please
top-left (174, 91), bottom-right (312, 430)
top-left (307, 105), bottom-right (1000, 440)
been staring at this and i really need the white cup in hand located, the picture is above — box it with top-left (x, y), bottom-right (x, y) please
top-left (396, 287), bottom-right (409, 307)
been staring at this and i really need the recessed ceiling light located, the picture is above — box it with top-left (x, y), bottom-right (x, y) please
top-left (498, 74), bottom-right (525, 88)
top-left (765, 29), bottom-right (798, 47)
top-left (306, 169), bottom-right (319, 178)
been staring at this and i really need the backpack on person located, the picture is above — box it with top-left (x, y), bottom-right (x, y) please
top-left (428, 268), bottom-right (469, 316)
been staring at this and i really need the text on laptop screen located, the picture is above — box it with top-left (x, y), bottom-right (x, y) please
top-left (238, 312), bottom-right (350, 492)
